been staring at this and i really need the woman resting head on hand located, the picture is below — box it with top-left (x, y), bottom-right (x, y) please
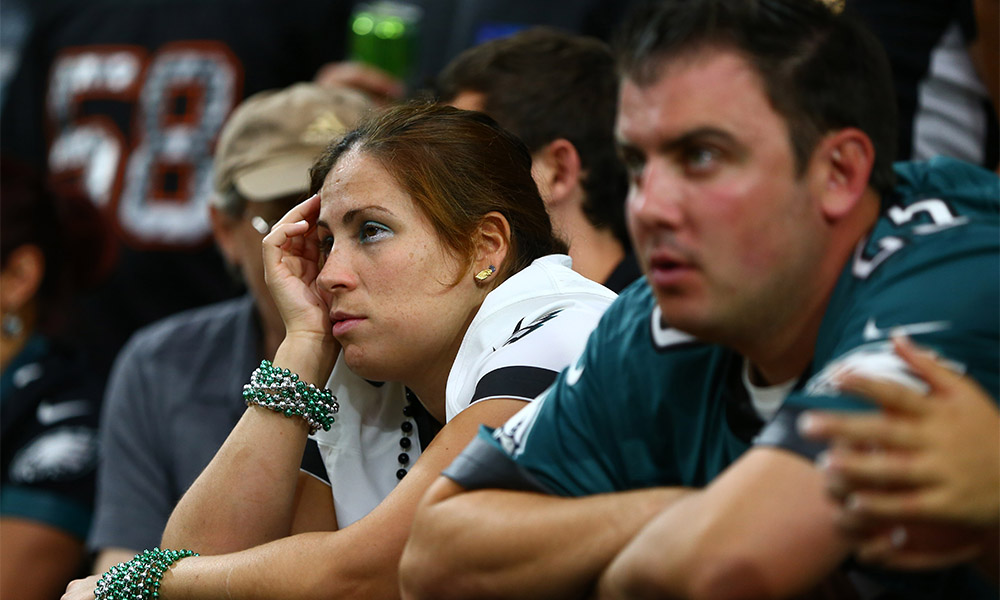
top-left (64, 102), bottom-right (616, 600)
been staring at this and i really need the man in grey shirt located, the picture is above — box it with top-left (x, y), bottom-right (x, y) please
top-left (87, 82), bottom-right (369, 572)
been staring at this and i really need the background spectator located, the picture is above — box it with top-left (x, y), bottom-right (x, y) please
top-left (1, 157), bottom-right (114, 600)
top-left (437, 28), bottom-right (640, 292)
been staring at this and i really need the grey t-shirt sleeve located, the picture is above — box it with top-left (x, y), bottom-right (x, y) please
top-left (88, 342), bottom-right (174, 552)
top-left (442, 428), bottom-right (554, 494)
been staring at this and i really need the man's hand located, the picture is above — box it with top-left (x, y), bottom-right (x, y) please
top-left (314, 61), bottom-right (405, 105)
top-left (799, 336), bottom-right (1000, 570)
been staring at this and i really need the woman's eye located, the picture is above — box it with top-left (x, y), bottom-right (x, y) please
top-left (318, 235), bottom-right (334, 255)
top-left (359, 221), bottom-right (393, 243)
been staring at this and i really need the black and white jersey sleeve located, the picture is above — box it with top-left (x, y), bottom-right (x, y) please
top-left (444, 255), bottom-right (616, 422)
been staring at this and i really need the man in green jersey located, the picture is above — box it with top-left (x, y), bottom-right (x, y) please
top-left (400, 1), bottom-right (1000, 598)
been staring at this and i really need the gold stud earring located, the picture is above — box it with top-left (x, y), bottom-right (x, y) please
top-left (474, 265), bottom-right (496, 281)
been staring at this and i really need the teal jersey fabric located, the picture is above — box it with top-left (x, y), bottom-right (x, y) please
top-left (443, 157), bottom-right (999, 599)
top-left (758, 156), bottom-right (999, 455)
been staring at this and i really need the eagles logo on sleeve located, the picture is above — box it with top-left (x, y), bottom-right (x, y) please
top-left (803, 339), bottom-right (966, 398)
top-left (492, 388), bottom-right (550, 458)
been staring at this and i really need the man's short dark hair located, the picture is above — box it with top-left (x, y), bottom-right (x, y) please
top-left (437, 28), bottom-right (628, 245)
top-left (615, 0), bottom-right (898, 196)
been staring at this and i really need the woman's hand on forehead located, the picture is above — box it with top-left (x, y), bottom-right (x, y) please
top-left (262, 193), bottom-right (335, 341)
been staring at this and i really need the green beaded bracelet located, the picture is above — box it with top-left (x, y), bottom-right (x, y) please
top-left (243, 359), bottom-right (339, 434)
top-left (94, 547), bottom-right (198, 600)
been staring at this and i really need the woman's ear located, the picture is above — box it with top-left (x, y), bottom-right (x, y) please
top-left (811, 128), bottom-right (875, 221)
top-left (473, 211), bottom-right (511, 283)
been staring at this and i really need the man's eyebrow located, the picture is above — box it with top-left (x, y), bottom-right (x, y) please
top-left (617, 126), bottom-right (739, 156)
top-left (661, 127), bottom-right (738, 153)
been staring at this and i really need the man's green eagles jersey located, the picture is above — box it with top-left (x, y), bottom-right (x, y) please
top-left (443, 157), bottom-right (999, 599)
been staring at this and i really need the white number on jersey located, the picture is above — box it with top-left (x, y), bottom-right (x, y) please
top-left (47, 42), bottom-right (240, 248)
top-left (853, 198), bottom-right (965, 279)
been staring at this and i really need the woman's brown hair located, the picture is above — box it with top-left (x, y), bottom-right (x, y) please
top-left (309, 102), bottom-right (567, 282)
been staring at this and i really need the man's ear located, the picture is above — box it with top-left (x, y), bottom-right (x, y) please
top-left (209, 205), bottom-right (240, 266)
top-left (0, 245), bottom-right (45, 313)
top-left (811, 128), bottom-right (875, 221)
top-left (531, 139), bottom-right (583, 209)
top-left (474, 211), bottom-right (512, 281)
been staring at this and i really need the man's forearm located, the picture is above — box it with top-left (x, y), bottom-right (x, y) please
top-left (596, 449), bottom-right (850, 600)
top-left (400, 479), bottom-right (688, 600)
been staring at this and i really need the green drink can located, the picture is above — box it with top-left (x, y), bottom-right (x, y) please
top-left (349, 1), bottom-right (423, 82)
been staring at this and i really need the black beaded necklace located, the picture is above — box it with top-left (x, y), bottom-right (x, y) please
top-left (397, 389), bottom-right (417, 480)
